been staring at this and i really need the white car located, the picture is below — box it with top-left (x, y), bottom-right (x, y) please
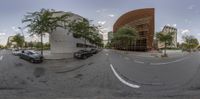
top-left (12, 49), bottom-right (22, 56)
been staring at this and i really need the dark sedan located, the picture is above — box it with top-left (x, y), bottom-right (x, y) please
top-left (19, 50), bottom-right (43, 63)
top-left (74, 50), bottom-right (92, 59)
top-left (90, 48), bottom-right (98, 54)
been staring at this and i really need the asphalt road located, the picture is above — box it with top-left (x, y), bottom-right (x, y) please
top-left (1, 49), bottom-right (200, 99)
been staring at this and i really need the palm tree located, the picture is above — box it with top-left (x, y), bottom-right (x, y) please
top-left (156, 31), bottom-right (175, 57)
top-left (112, 26), bottom-right (139, 50)
top-left (12, 34), bottom-right (25, 49)
top-left (22, 8), bottom-right (70, 56)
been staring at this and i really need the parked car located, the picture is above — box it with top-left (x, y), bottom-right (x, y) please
top-left (19, 50), bottom-right (43, 63)
top-left (90, 48), bottom-right (98, 54)
top-left (12, 49), bottom-right (22, 56)
top-left (74, 50), bottom-right (92, 59)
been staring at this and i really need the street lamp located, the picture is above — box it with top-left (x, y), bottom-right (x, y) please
top-left (18, 27), bottom-right (25, 49)
top-left (18, 27), bottom-right (25, 37)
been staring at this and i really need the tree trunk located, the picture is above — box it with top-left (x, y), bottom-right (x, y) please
top-left (41, 33), bottom-right (43, 56)
top-left (129, 40), bottom-right (132, 51)
top-left (134, 40), bottom-right (136, 51)
top-left (189, 42), bottom-right (191, 53)
top-left (164, 41), bottom-right (167, 56)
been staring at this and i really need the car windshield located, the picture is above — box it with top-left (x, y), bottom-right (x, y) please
top-left (1, 0), bottom-right (200, 99)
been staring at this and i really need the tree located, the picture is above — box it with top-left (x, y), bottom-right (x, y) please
top-left (0, 45), bottom-right (4, 49)
top-left (12, 34), bottom-right (25, 49)
top-left (182, 35), bottom-right (199, 52)
top-left (69, 18), bottom-right (102, 49)
top-left (156, 31), bottom-right (175, 57)
top-left (112, 26), bottom-right (139, 50)
top-left (22, 8), bottom-right (70, 56)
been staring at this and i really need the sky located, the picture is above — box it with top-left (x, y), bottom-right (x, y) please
top-left (0, 0), bottom-right (200, 45)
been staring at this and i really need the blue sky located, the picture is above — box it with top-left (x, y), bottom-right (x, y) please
top-left (0, 0), bottom-right (200, 45)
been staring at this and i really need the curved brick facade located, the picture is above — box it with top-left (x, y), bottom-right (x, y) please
top-left (113, 8), bottom-right (154, 51)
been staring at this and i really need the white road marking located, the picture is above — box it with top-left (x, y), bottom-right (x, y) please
top-left (110, 64), bottom-right (140, 88)
top-left (0, 56), bottom-right (3, 61)
top-left (106, 53), bottom-right (109, 56)
top-left (134, 60), bottom-right (145, 64)
top-left (150, 57), bottom-right (189, 65)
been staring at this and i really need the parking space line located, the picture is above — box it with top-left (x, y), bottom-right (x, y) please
top-left (110, 64), bottom-right (140, 88)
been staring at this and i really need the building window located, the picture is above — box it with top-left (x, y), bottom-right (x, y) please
top-left (76, 43), bottom-right (96, 48)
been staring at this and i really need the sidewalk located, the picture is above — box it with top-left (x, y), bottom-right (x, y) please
top-left (42, 58), bottom-right (88, 73)
top-left (112, 49), bottom-right (190, 58)
top-left (39, 50), bottom-right (74, 60)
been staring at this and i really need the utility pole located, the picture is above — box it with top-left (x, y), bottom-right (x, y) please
top-left (18, 27), bottom-right (25, 49)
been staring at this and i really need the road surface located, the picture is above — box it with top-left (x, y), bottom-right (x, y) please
top-left (1, 49), bottom-right (200, 99)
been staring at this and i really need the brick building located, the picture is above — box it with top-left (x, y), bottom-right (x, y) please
top-left (113, 8), bottom-right (155, 51)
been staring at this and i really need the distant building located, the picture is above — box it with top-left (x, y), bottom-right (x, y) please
top-left (158, 25), bottom-right (177, 48)
top-left (98, 33), bottom-right (103, 40)
top-left (103, 40), bottom-right (108, 47)
top-left (107, 31), bottom-right (113, 43)
top-left (97, 33), bottom-right (104, 46)
top-left (113, 8), bottom-right (155, 51)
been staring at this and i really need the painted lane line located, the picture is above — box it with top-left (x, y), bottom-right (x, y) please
top-left (105, 53), bottom-right (109, 56)
top-left (110, 64), bottom-right (140, 88)
top-left (0, 56), bottom-right (3, 61)
top-left (134, 60), bottom-right (145, 64)
top-left (150, 57), bottom-right (189, 65)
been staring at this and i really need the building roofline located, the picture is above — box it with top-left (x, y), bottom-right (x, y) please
top-left (113, 8), bottom-right (154, 32)
top-left (163, 25), bottom-right (177, 30)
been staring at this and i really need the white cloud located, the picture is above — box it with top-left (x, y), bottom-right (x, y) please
top-left (96, 9), bottom-right (107, 13)
top-left (0, 32), bottom-right (6, 36)
top-left (98, 21), bottom-right (106, 25)
top-left (197, 33), bottom-right (200, 36)
top-left (188, 5), bottom-right (195, 10)
top-left (166, 24), bottom-right (177, 27)
top-left (24, 28), bottom-right (29, 33)
top-left (180, 29), bottom-right (190, 35)
top-left (160, 27), bottom-right (163, 30)
top-left (96, 10), bottom-right (101, 13)
top-left (12, 26), bottom-right (20, 32)
top-left (172, 24), bottom-right (177, 27)
top-left (184, 19), bottom-right (192, 24)
top-left (108, 14), bottom-right (115, 17)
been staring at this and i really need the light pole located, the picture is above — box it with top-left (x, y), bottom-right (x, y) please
top-left (18, 27), bottom-right (25, 49)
